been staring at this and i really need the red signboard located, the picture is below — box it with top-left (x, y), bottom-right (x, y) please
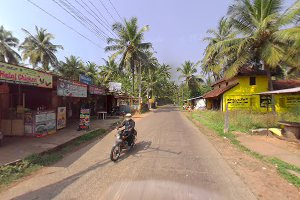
top-left (89, 85), bottom-right (105, 95)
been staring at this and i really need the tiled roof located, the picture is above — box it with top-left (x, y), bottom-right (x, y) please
top-left (273, 79), bottom-right (300, 90)
top-left (211, 66), bottom-right (267, 86)
top-left (203, 83), bottom-right (239, 99)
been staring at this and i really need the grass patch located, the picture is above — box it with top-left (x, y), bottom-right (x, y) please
top-left (0, 128), bottom-right (106, 189)
top-left (188, 111), bottom-right (300, 188)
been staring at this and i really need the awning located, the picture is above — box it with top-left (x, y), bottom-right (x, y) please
top-left (203, 83), bottom-right (238, 98)
top-left (257, 87), bottom-right (300, 95)
top-left (186, 96), bottom-right (204, 101)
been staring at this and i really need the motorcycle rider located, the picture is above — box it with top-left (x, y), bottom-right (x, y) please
top-left (118, 113), bottom-right (135, 147)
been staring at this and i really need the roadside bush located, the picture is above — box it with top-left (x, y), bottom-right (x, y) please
top-left (195, 110), bottom-right (278, 133)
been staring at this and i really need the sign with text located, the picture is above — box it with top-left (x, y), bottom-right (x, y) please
top-left (79, 74), bottom-right (92, 85)
top-left (57, 107), bottom-right (67, 130)
top-left (89, 85), bottom-right (105, 95)
top-left (79, 108), bottom-right (90, 130)
top-left (226, 96), bottom-right (250, 108)
top-left (0, 62), bottom-right (52, 88)
top-left (109, 82), bottom-right (122, 92)
top-left (260, 95), bottom-right (272, 108)
top-left (57, 79), bottom-right (87, 97)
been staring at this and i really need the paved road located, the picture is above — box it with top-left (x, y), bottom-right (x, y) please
top-left (0, 106), bottom-right (256, 200)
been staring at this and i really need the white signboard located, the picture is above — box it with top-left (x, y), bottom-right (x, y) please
top-left (109, 82), bottom-right (122, 92)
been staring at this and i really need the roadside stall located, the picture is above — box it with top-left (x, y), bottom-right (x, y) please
top-left (0, 62), bottom-right (55, 137)
top-left (55, 78), bottom-right (88, 129)
top-left (88, 85), bottom-right (107, 117)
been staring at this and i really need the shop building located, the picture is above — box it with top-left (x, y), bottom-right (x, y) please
top-left (203, 67), bottom-right (300, 113)
top-left (0, 62), bottom-right (55, 137)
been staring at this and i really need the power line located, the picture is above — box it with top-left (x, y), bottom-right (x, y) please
top-left (78, 0), bottom-right (116, 37)
top-left (88, 0), bottom-right (111, 27)
top-left (26, 0), bottom-right (103, 49)
top-left (52, 0), bottom-right (106, 41)
top-left (98, 0), bottom-right (117, 23)
top-left (63, 0), bottom-right (109, 39)
top-left (107, 0), bottom-right (122, 21)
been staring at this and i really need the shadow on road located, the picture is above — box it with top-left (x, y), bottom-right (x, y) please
top-left (117, 140), bottom-right (181, 162)
top-left (13, 158), bottom-right (112, 200)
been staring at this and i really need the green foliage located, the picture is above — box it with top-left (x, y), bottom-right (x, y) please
top-left (188, 111), bottom-right (300, 188)
top-left (19, 26), bottom-right (63, 71)
top-left (202, 0), bottom-right (300, 83)
top-left (0, 25), bottom-right (21, 64)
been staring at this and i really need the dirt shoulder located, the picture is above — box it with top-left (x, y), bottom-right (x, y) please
top-left (185, 112), bottom-right (300, 200)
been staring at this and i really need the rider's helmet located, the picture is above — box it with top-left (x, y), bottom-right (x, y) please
top-left (125, 113), bottom-right (132, 120)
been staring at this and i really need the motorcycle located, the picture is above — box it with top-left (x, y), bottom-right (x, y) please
top-left (110, 129), bottom-right (137, 162)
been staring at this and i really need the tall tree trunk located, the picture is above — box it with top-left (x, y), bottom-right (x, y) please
top-left (265, 65), bottom-right (275, 113)
top-left (138, 61), bottom-right (142, 113)
top-left (131, 58), bottom-right (135, 94)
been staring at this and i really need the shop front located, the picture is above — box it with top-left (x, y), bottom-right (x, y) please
top-left (54, 78), bottom-right (88, 129)
top-left (0, 62), bottom-right (55, 137)
top-left (88, 85), bottom-right (107, 116)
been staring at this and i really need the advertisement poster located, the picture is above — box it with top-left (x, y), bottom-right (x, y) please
top-left (109, 82), bottom-right (122, 92)
top-left (0, 62), bottom-right (52, 88)
top-left (260, 95), bottom-right (272, 108)
top-left (35, 111), bottom-right (56, 137)
top-left (57, 79), bottom-right (87, 97)
top-left (79, 109), bottom-right (90, 130)
top-left (57, 107), bottom-right (67, 130)
top-left (226, 96), bottom-right (250, 108)
top-left (79, 74), bottom-right (92, 85)
top-left (89, 85), bottom-right (105, 95)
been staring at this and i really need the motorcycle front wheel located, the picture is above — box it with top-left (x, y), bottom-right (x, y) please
top-left (110, 145), bottom-right (121, 162)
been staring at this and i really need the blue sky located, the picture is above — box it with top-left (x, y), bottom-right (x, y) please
top-left (0, 0), bottom-right (296, 80)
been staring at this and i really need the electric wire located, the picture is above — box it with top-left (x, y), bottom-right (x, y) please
top-left (26, 0), bottom-right (103, 49)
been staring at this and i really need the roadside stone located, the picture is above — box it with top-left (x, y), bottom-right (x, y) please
top-left (251, 128), bottom-right (269, 136)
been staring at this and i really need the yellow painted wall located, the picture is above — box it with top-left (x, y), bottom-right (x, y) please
top-left (222, 76), bottom-right (269, 112)
top-left (275, 94), bottom-right (300, 113)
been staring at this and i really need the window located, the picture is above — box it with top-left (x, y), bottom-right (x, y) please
top-left (250, 77), bottom-right (256, 85)
top-left (226, 82), bottom-right (228, 86)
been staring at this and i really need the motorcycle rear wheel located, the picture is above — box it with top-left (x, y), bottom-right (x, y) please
top-left (110, 145), bottom-right (121, 162)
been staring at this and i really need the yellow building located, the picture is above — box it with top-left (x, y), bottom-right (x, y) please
top-left (203, 67), bottom-right (300, 113)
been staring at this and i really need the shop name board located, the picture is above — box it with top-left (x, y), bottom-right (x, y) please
top-left (226, 96), bottom-right (250, 108)
top-left (109, 82), bottom-right (122, 92)
top-left (57, 79), bottom-right (87, 97)
top-left (286, 95), bottom-right (300, 106)
top-left (79, 74), bottom-right (92, 85)
top-left (89, 85), bottom-right (105, 95)
top-left (0, 62), bottom-right (52, 88)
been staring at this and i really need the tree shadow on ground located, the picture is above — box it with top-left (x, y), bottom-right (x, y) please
top-left (117, 140), bottom-right (181, 162)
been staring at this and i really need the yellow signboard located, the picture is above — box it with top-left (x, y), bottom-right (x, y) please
top-left (0, 62), bottom-right (52, 88)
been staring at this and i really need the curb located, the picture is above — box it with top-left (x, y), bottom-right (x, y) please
top-left (1, 120), bottom-right (122, 167)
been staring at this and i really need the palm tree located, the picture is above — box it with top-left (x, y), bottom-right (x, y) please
top-left (210, 0), bottom-right (300, 91)
top-left (84, 62), bottom-right (99, 83)
top-left (19, 26), bottom-right (63, 71)
top-left (0, 26), bottom-right (21, 64)
top-left (99, 57), bottom-right (122, 84)
top-left (202, 17), bottom-right (236, 80)
top-left (143, 64), bottom-right (172, 108)
top-left (105, 17), bottom-right (152, 95)
top-left (57, 55), bottom-right (84, 80)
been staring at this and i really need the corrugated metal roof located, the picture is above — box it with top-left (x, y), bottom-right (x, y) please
top-left (258, 87), bottom-right (300, 94)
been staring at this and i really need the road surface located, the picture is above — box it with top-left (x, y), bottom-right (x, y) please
top-left (0, 106), bottom-right (256, 200)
